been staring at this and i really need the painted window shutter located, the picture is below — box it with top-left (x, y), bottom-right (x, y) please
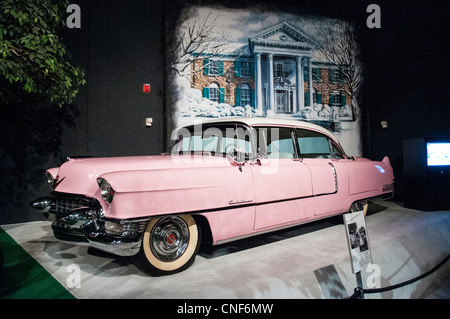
top-left (339, 69), bottom-right (345, 83)
top-left (313, 68), bottom-right (321, 81)
top-left (329, 94), bottom-right (334, 106)
top-left (317, 92), bottom-right (322, 104)
top-left (203, 59), bottom-right (209, 76)
top-left (219, 87), bottom-right (225, 103)
top-left (235, 87), bottom-right (241, 106)
top-left (329, 69), bottom-right (336, 83)
top-left (235, 60), bottom-right (241, 77)
top-left (304, 92), bottom-right (310, 106)
top-left (250, 62), bottom-right (255, 77)
top-left (203, 87), bottom-right (210, 99)
top-left (218, 61), bottom-right (224, 76)
top-left (340, 94), bottom-right (346, 106)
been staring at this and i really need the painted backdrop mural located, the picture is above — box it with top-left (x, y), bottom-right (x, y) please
top-left (168, 6), bottom-right (363, 156)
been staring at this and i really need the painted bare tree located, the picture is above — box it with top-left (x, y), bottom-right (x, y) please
top-left (169, 10), bottom-right (230, 86)
top-left (318, 20), bottom-right (363, 121)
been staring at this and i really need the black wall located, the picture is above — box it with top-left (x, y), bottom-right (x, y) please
top-left (359, 0), bottom-right (450, 201)
top-left (1, 0), bottom-right (165, 224)
top-left (62, 0), bottom-right (165, 158)
top-left (1, 0), bottom-right (449, 225)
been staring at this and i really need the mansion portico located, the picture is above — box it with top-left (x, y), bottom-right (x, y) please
top-left (251, 22), bottom-right (316, 115)
top-left (191, 22), bottom-right (350, 117)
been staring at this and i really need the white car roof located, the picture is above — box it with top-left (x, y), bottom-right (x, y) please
top-left (193, 117), bottom-right (339, 142)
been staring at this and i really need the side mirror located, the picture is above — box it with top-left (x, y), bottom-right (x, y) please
top-left (226, 148), bottom-right (246, 166)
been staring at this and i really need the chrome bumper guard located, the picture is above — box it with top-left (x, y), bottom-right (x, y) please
top-left (30, 193), bottom-right (146, 257)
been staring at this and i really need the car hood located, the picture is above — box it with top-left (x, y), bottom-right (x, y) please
top-left (51, 154), bottom-right (228, 196)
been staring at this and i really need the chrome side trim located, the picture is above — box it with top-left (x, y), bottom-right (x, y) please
top-left (329, 162), bottom-right (339, 193)
top-left (312, 162), bottom-right (339, 197)
top-left (30, 196), bottom-right (53, 213)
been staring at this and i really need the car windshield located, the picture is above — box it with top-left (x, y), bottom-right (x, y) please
top-left (172, 123), bottom-right (253, 158)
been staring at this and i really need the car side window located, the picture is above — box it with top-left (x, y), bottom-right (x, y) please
top-left (296, 129), bottom-right (332, 159)
top-left (224, 125), bottom-right (252, 154)
top-left (256, 127), bottom-right (296, 159)
top-left (185, 126), bottom-right (222, 154)
top-left (175, 124), bottom-right (253, 157)
top-left (191, 131), bottom-right (219, 152)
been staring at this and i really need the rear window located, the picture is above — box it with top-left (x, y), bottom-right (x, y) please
top-left (296, 129), bottom-right (345, 159)
top-left (296, 129), bottom-right (332, 159)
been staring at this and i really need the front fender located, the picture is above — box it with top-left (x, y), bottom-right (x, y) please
top-left (98, 165), bottom-right (255, 220)
top-left (98, 168), bottom-right (225, 194)
top-left (46, 167), bottom-right (59, 179)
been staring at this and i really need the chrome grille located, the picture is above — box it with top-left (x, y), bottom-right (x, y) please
top-left (50, 193), bottom-right (98, 215)
top-left (122, 221), bottom-right (147, 233)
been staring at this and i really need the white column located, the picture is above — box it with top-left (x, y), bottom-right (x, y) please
top-left (255, 53), bottom-right (263, 113)
top-left (296, 56), bottom-right (304, 113)
top-left (268, 54), bottom-right (275, 112)
top-left (308, 57), bottom-right (314, 107)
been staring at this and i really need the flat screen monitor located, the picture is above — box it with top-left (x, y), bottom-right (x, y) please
top-left (427, 142), bottom-right (450, 166)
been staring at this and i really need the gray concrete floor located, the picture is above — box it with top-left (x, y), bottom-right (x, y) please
top-left (2, 200), bottom-right (450, 299)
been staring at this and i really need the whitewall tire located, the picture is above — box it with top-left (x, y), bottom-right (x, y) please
top-left (134, 215), bottom-right (201, 276)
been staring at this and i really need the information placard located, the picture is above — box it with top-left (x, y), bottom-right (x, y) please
top-left (344, 210), bottom-right (373, 274)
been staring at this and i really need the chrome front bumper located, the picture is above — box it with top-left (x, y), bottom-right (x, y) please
top-left (30, 193), bottom-right (147, 257)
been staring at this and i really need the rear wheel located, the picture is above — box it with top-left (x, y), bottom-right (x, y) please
top-left (134, 215), bottom-right (200, 276)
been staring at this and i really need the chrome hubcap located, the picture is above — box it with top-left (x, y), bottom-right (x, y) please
top-left (150, 216), bottom-right (189, 262)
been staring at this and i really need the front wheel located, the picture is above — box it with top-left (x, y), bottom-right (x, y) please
top-left (133, 215), bottom-right (201, 276)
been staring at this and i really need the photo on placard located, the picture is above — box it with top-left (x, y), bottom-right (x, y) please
top-left (347, 222), bottom-right (360, 249)
top-left (344, 211), bottom-right (373, 274)
top-left (358, 225), bottom-right (369, 252)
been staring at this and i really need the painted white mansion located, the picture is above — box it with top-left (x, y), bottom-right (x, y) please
top-left (185, 22), bottom-right (353, 131)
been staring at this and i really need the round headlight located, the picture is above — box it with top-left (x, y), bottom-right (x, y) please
top-left (97, 178), bottom-right (115, 204)
top-left (46, 172), bottom-right (55, 190)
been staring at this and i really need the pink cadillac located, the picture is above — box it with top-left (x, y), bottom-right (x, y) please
top-left (31, 118), bottom-right (394, 276)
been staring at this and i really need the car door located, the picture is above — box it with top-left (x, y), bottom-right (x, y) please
top-left (171, 123), bottom-right (255, 213)
top-left (252, 126), bottom-right (314, 230)
top-left (295, 128), bottom-right (350, 216)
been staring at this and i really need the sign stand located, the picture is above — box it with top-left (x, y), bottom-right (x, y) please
top-left (354, 272), bottom-right (364, 299)
top-left (343, 209), bottom-right (373, 299)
